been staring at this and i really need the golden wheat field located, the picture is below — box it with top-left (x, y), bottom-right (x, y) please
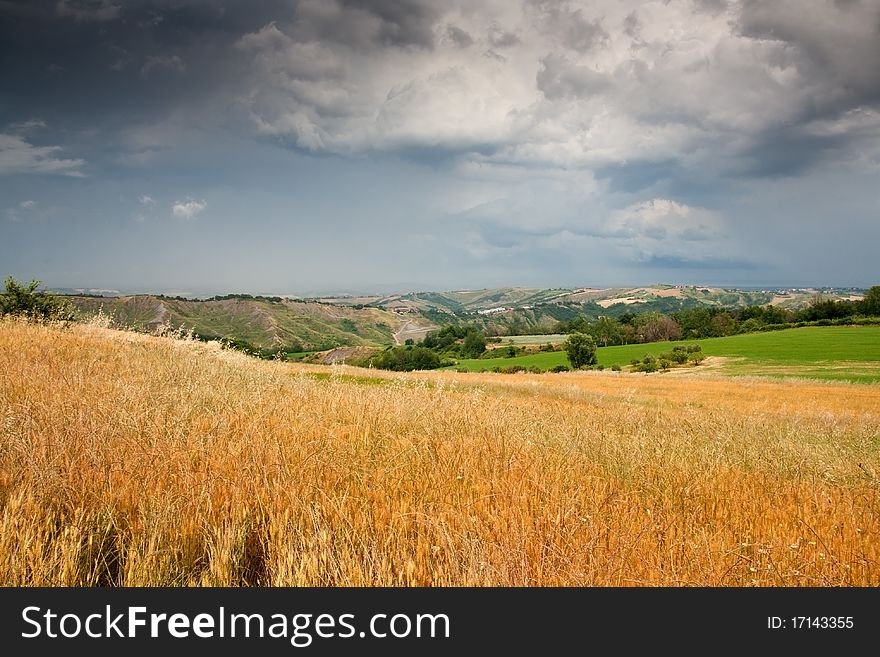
top-left (1, 319), bottom-right (878, 586)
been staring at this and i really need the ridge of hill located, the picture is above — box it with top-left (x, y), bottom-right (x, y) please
top-left (66, 295), bottom-right (435, 351)
top-left (65, 285), bottom-right (864, 351)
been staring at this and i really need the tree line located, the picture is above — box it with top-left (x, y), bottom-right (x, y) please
top-left (554, 287), bottom-right (880, 346)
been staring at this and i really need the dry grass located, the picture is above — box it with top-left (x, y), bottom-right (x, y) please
top-left (1, 319), bottom-right (878, 586)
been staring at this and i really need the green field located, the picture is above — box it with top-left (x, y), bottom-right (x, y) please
top-left (447, 326), bottom-right (880, 383)
top-left (488, 334), bottom-right (569, 346)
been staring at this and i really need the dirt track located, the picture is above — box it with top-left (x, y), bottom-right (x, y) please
top-left (393, 318), bottom-right (434, 344)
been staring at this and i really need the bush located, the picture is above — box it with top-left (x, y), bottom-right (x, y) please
top-left (492, 365), bottom-right (526, 374)
top-left (564, 332), bottom-right (597, 369)
top-left (461, 330), bottom-right (487, 358)
top-left (504, 344), bottom-right (521, 358)
top-left (371, 346), bottom-right (442, 371)
top-left (632, 355), bottom-right (659, 373)
top-left (611, 364), bottom-right (621, 372)
top-left (0, 277), bottom-right (76, 322)
top-left (659, 350), bottom-right (689, 365)
top-left (550, 364), bottom-right (570, 373)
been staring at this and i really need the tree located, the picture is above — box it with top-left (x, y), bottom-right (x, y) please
top-left (673, 308), bottom-right (713, 339)
top-left (861, 286), bottom-right (880, 316)
top-left (372, 346), bottom-right (442, 371)
top-left (0, 276), bottom-right (75, 322)
top-left (461, 330), bottom-right (487, 358)
top-left (592, 316), bottom-right (622, 347)
top-left (709, 312), bottom-right (736, 337)
top-left (636, 313), bottom-right (682, 342)
top-left (564, 332), bottom-right (597, 369)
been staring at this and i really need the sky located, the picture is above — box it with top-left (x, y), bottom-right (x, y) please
top-left (1, 0), bottom-right (878, 295)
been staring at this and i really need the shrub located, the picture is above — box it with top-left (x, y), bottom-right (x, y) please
top-left (611, 364), bottom-right (621, 372)
top-left (0, 277), bottom-right (76, 322)
top-left (493, 365), bottom-right (526, 374)
top-left (659, 350), bottom-right (689, 365)
top-left (372, 346), bottom-right (442, 371)
top-left (632, 355), bottom-right (659, 373)
top-left (550, 365), bottom-right (570, 373)
top-left (461, 330), bottom-right (487, 358)
top-left (564, 332), bottom-right (597, 369)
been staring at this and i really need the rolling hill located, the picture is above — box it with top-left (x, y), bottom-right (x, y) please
top-left (67, 295), bottom-right (434, 351)
top-left (65, 284), bottom-right (865, 352)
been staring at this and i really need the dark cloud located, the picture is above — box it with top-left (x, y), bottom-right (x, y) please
top-left (526, 0), bottom-right (608, 52)
top-left (1, 1), bottom-right (878, 290)
top-left (692, 0), bottom-right (730, 15)
top-left (731, 128), bottom-right (841, 178)
top-left (638, 255), bottom-right (757, 270)
top-left (56, 0), bottom-right (121, 22)
top-left (487, 23), bottom-right (519, 48)
top-left (283, 0), bottom-right (441, 50)
top-left (536, 54), bottom-right (610, 99)
top-left (737, 0), bottom-right (880, 114)
top-left (622, 11), bottom-right (639, 38)
top-left (445, 25), bottom-right (473, 48)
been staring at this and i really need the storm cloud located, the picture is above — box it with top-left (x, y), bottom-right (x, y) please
top-left (1, 0), bottom-right (878, 293)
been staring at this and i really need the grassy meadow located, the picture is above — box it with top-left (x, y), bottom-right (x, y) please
top-left (1, 319), bottom-right (878, 586)
top-left (450, 326), bottom-right (880, 383)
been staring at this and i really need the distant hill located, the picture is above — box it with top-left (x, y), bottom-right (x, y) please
top-left (65, 284), bottom-right (865, 349)
top-left (66, 295), bottom-right (434, 351)
top-left (317, 284), bottom-right (865, 336)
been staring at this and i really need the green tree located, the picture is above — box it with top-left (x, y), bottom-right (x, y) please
top-left (372, 346), bottom-right (442, 371)
top-left (861, 286), bottom-right (880, 316)
top-left (592, 316), bottom-right (622, 347)
top-left (564, 332), bottom-right (597, 369)
top-left (0, 276), bottom-right (75, 322)
top-left (461, 330), bottom-right (487, 358)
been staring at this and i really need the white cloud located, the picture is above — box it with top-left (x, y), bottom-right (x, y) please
top-left (141, 55), bottom-right (186, 79)
top-left (6, 199), bottom-right (36, 222)
top-left (139, 194), bottom-right (156, 207)
top-left (0, 133), bottom-right (86, 176)
top-left (607, 199), bottom-right (729, 261)
top-left (8, 119), bottom-right (47, 133)
top-left (231, 0), bottom-right (880, 175)
top-left (171, 198), bottom-right (207, 219)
